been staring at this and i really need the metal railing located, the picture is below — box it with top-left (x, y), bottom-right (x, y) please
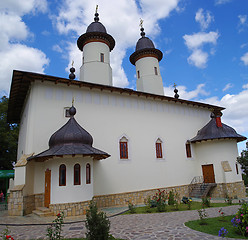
top-left (190, 176), bottom-right (204, 185)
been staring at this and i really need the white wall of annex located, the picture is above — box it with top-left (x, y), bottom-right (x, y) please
top-left (20, 81), bottom-right (216, 196)
top-left (45, 157), bottom-right (93, 204)
top-left (194, 140), bottom-right (242, 183)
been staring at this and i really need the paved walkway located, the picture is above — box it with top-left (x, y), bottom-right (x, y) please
top-left (0, 205), bottom-right (244, 239)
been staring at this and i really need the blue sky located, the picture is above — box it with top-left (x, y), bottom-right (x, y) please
top-left (0, 0), bottom-right (248, 151)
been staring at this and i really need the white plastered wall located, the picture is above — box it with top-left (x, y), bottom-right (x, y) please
top-left (45, 157), bottom-right (93, 204)
top-left (80, 42), bottom-right (112, 85)
top-left (135, 57), bottom-right (164, 95)
top-left (17, 81), bottom-right (243, 198)
top-left (193, 139), bottom-right (242, 183)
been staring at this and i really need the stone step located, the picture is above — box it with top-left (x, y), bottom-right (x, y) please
top-left (33, 209), bottom-right (54, 217)
top-left (36, 207), bottom-right (51, 212)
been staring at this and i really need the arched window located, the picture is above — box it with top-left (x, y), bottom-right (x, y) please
top-left (186, 142), bottom-right (192, 158)
top-left (59, 164), bottom-right (66, 186)
top-left (119, 136), bottom-right (128, 159)
top-left (74, 164), bottom-right (81, 185)
top-left (156, 138), bottom-right (163, 158)
top-left (86, 163), bottom-right (91, 184)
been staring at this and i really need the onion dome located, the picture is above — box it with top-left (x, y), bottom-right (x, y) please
top-left (77, 11), bottom-right (115, 51)
top-left (130, 26), bottom-right (163, 65)
top-left (190, 113), bottom-right (247, 143)
top-left (28, 105), bottom-right (110, 161)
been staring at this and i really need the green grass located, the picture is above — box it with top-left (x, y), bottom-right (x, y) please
top-left (123, 202), bottom-right (238, 214)
top-left (185, 215), bottom-right (248, 239)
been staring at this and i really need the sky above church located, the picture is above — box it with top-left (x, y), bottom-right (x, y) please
top-left (1, 0), bottom-right (248, 151)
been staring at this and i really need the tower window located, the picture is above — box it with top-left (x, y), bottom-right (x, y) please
top-left (59, 164), bottom-right (66, 186)
top-left (137, 71), bottom-right (140, 79)
top-left (100, 53), bottom-right (104, 62)
top-left (86, 163), bottom-right (91, 184)
top-left (186, 142), bottom-right (192, 158)
top-left (154, 67), bottom-right (158, 75)
top-left (236, 163), bottom-right (239, 174)
top-left (74, 164), bottom-right (81, 185)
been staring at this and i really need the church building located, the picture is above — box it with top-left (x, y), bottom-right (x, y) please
top-left (7, 11), bottom-right (246, 216)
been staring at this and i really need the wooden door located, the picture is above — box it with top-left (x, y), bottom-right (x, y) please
top-left (44, 169), bottom-right (51, 208)
top-left (202, 164), bottom-right (215, 183)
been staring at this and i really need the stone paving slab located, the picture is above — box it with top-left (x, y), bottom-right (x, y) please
top-left (0, 205), bottom-right (244, 239)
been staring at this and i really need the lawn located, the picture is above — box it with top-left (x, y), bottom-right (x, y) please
top-left (124, 201), bottom-right (238, 214)
top-left (185, 215), bottom-right (248, 239)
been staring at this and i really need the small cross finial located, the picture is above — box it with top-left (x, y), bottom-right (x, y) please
top-left (173, 83), bottom-right (177, 88)
top-left (72, 60), bottom-right (74, 67)
top-left (95, 5), bottom-right (98, 14)
top-left (72, 97), bottom-right (75, 106)
top-left (139, 18), bottom-right (144, 28)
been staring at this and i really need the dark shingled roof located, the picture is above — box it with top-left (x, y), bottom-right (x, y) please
top-left (129, 36), bottom-right (163, 65)
top-left (86, 21), bottom-right (107, 33)
top-left (190, 118), bottom-right (247, 143)
top-left (77, 12), bottom-right (115, 51)
top-left (28, 106), bottom-right (110, 162)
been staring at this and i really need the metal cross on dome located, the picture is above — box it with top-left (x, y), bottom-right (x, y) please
top-left (139, 18), bottom-right (144, 28)
top-left (95, 5), bottom-right (98, 13)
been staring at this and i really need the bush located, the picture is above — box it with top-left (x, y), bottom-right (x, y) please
top-left (168, 190), bottom-right (175, 206)
top-left (85, 201), bottom-right (110, 240)
top-left (47, 212), bottom-right (64, 240)
top-left (128, 202), bottom-right (136, 214)
top-left (231, 203), bottom-right (248, 236)
top-left (153, 189), bottom-right (167, 212)
top-left (202, 197), bottom-right (211, 208)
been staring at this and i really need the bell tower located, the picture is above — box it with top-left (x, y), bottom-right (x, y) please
top-left (130, 21), bottom-right (164, 95)
top-left (77, 7), bottom-right (115, 86)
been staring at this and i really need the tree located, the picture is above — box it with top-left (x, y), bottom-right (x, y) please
top-left (237, 141), bottom-right (248, 186)
top-left (0, 96), bottom-right (19, 169)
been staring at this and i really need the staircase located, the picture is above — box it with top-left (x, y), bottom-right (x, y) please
top-left (32, 207), bottom-right (54, 217)
top-left (189, 176), bottom-right (217, 198)
top-left (189, 183), bottom-right (217, 198)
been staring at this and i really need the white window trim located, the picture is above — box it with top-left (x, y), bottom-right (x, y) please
top-left (185, 140), bottom-right (194, 160)
top-left (154, 137), bottom-right (165, 161)
top-left (118, 134), bottom-right (131, 162)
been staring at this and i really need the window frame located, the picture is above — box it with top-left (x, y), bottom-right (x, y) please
top-left (186, 142), bottom-right (192, 158)
top-left (154, 67), bottom-right (158, 75)
top-left (59, 164), bottom-right (66, 186)
top-left (86, 163), bottom-right (91, 184)
top-left (156, 142), bottom-right (163, 158)
top-left (100, 53), bottom-right (104, 62)
top-left (74, 163), bottom-right (81, 185)
top-left (120, 141), bottom-right (128, 159)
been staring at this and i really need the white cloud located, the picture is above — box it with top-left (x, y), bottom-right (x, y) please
top-left (183, 32), bottom-right (219, 68)
top-left (183, 32), bottom-right (219, 50)
top-left (223, 83), bottom-right (233, 91)
top-left (0, 44), bottom-right (49, 94)
top-left (195, 8), bottom-right (214, 31)
top-left (164, 83), bottom-right (209, 100)
top-left (215, 0), bottom-right (231, 5)
top-left (54, 0), bottom-right (180, 88)
top-left (0, 0), bottom-right (47, 15)
top-left (52, 44), bottom-right (63, 53)
top-left (187, 49), bottom-right (208, 68)
top-left (0, 0), bottom-right (49, 94)
top-left (238, 15), bottom-right (248, 33)
top-left (241, 52), bottom-right (248, 66)
top-left (239, 15), bottom-right (247, 25)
